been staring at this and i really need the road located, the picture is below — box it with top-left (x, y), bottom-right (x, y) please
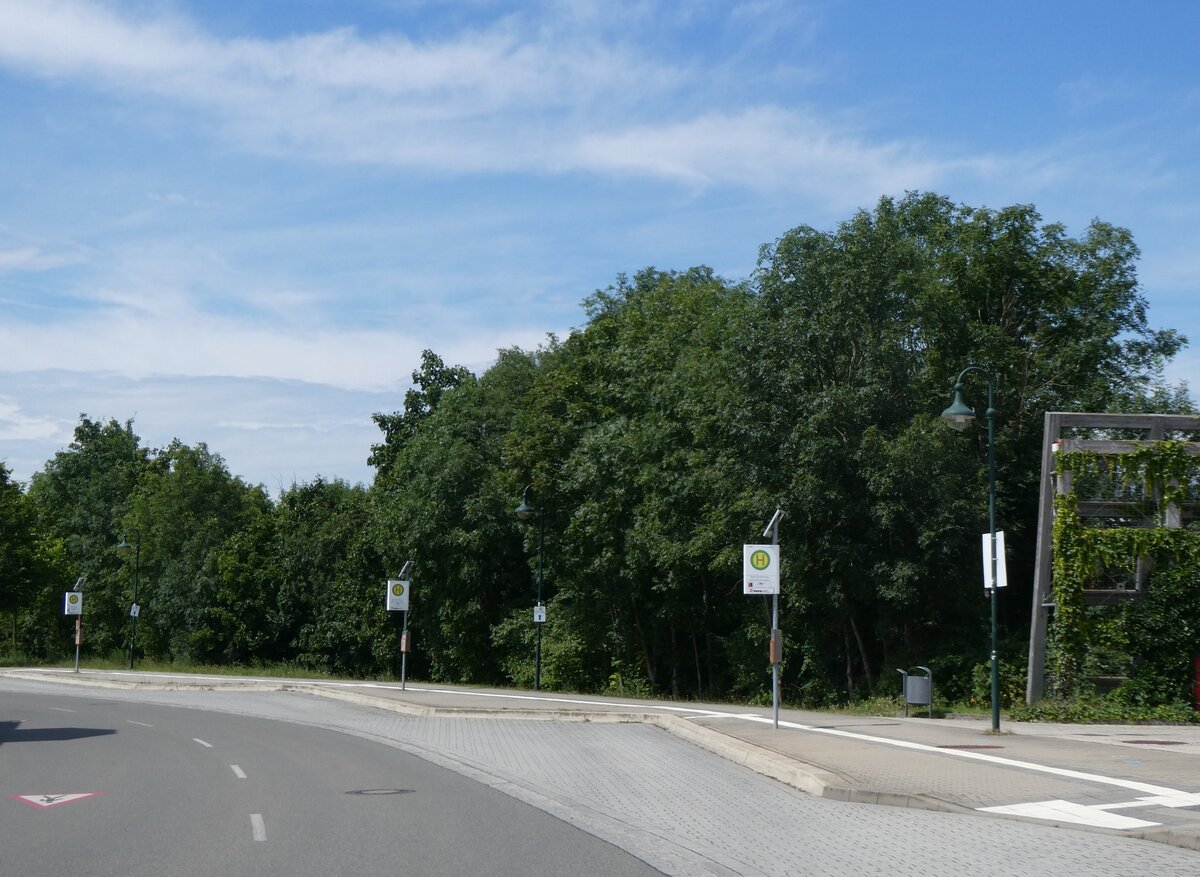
top-left (0, 685), bottom-right (657, 877)
top-left (4, 677), bottom-right (1200, 876)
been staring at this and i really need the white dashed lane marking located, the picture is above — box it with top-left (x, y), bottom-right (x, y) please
top-left (193, 738), bottom-right (213, 748)
top-left (250, 813), bottom-right (266, 842)
top-left (231, 765), bottom-right (247, 779)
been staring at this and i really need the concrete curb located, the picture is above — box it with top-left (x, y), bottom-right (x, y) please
top-left (294, 684), bottom-right (901, 809)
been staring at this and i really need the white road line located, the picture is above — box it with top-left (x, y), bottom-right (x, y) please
top-left (231, 765), bottom-right (247, 779)
top-left (48, 706), bottom-right (75, 713)
top-left (127, 720), bottom-right (154, 727)
top-left (250, 813), bottom-right (266, 842)
top-left (193, 738), bottom-right (213, 748)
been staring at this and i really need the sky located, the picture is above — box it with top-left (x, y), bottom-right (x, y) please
top-left (1, 0), bottom-right (1197, 493)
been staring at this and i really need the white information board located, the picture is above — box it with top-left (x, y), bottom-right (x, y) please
top-left (981, 531), bottom-right (1008, 589)
top-left (743, 544), bottom-right (780, 595)
top-left (386, 578), bottom-right (411, 611)
top-left (533, 603), bottom-right (546, 623)
top-left (63, 592), bottom-right (83, 615)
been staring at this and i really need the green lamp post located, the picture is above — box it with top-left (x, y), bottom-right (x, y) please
top-left (941, 366), bottom-right (1002, 733)
top-left (116, 529), bottom-right (142, 670)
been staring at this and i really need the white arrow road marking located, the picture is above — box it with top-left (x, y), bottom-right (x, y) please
top-left (979, 800), bottom-right (1161, 830)
top-left (981, 790), bottom-right (1200, 830)
top-left (250, 813), bottom-right (266, 841)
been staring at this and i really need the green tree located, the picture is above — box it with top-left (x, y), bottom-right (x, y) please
top-left (507, 268), bottom-right (768, 697)
top-left (0, 463), bottom-right (39, 652)
top-left (749, 192), bottom-right (1186, 701)
top-left (27, 417), bottom-right (149, 659)
top-left (369, 349), bottom-right (474, 477)
top-left (372, 347), bottom-right (537, 684)
top-left (120, 441), bottom-right (271, 663)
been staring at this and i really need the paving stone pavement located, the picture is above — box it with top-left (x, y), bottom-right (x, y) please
top-left (5, 673), bottom-right (1200, 876)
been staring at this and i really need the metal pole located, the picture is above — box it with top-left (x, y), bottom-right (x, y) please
top-left (986, 378), bottom-right (1000, 733)
top-left (400, 609), bottom-right (408, 690)
top-left (129, 534), bottom-right (140, 670)
top-left (535, 501), bottom-right (544, 692)
top-left (771, 528), bottom-right (780, 730)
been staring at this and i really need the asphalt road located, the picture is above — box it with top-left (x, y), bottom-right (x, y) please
top-left (0, 688), bottom-right (659, 877)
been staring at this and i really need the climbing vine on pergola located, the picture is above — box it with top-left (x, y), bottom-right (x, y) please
top-left (1050, 441), bottom-right (1200, 694)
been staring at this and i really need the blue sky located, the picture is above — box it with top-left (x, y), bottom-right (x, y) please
top-left (1, 0), bottom-right (1197, 492)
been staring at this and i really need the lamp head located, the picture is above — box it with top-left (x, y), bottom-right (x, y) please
top-left (116, 537), bottom-right (133, 553)
top-left (940, 385), bottom-right (975, 432)
top-left (515, 485), bottom-right (535, 521)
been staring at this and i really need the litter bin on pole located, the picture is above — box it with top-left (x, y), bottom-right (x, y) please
top-left (896, 666), bottom-right (933, 718)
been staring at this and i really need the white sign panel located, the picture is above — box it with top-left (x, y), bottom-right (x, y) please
top-left (743, 544), bottom-right (780, 595)
top-left (533, 604), bottom-right (546, 623)
top-left (386, 579), bottom-right (411, 612)
top-left (63, 592), bottom-right (83, 615)
top-left (981, 530), bottom-right (1008, 590)
top-left (130, 603), bottom-right (140, 618)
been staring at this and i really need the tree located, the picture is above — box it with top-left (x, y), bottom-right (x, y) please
top-left (0, 463), bottom-right (38, 652)
top-left (372, 347), bottom-right (536, 684)
top-left (369, 349), bottom-right (474, 477)
top-left (120, 440), bottom-right (271, 663)
top-left (507, 268), bottom-right (768, 697)
top-left (748, 192), bottom-right (1186, 700)
top-left (27, 417), bottom-right (149, 659)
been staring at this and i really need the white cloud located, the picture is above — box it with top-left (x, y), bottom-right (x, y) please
top-left (0, 245), bottom-right (79, 274)
top-left (0, 397), bottom-right (62, 441)
top-left (0, 369), bottom-right (397, 491)
top-left (572, 107), bottom-right (953, 204)
top-left (0, 0), bottom-right (975, 195)
top-left (0, 299), bottom-right (544, 391)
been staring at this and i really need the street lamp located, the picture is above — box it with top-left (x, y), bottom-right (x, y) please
top-left (941, 366), bottom-right (1001, 732)
top-left (116, 529), bottom-right (142, 670)
top-left (515, 485), bottom-right (545, 691)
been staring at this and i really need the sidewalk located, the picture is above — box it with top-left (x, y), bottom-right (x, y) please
top-left (7, 668), bottom-right (1200, 851)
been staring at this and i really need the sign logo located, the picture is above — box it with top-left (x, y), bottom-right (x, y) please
top-left (749, 550), bottom-right (772, 571)
top-left (391, 582), bottom-right (405, 597)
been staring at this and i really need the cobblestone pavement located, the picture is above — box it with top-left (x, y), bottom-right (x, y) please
top-left (4, 678), bottom-right (1200, 877)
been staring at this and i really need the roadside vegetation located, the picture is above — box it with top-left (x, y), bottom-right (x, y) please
top-left (3, 192), bottom-right (1195, 721)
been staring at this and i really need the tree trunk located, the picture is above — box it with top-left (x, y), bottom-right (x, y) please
top-left (631, 596), bottom-right (656, 686)
top-left (843, 624), bottom-right (855, 697)
top-left (670, 623), bottom-right (680, 698)
top-left (850, 614), bottom-right (873, 691)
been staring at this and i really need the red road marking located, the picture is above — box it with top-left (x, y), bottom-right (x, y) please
top-left (9, 792), bottom-right (104, 809)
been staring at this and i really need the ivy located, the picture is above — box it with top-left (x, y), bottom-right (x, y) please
top-left (1051, 441), bottom-right (1200, 699)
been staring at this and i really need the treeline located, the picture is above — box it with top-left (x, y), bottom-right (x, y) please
top-left (1, 193), bottom-right (1190, 705)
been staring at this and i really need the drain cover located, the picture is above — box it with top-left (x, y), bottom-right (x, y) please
top-left (345, 789), bottom-right (415, 795)
top-left (1123, 740), bottom-right (1185, 746)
